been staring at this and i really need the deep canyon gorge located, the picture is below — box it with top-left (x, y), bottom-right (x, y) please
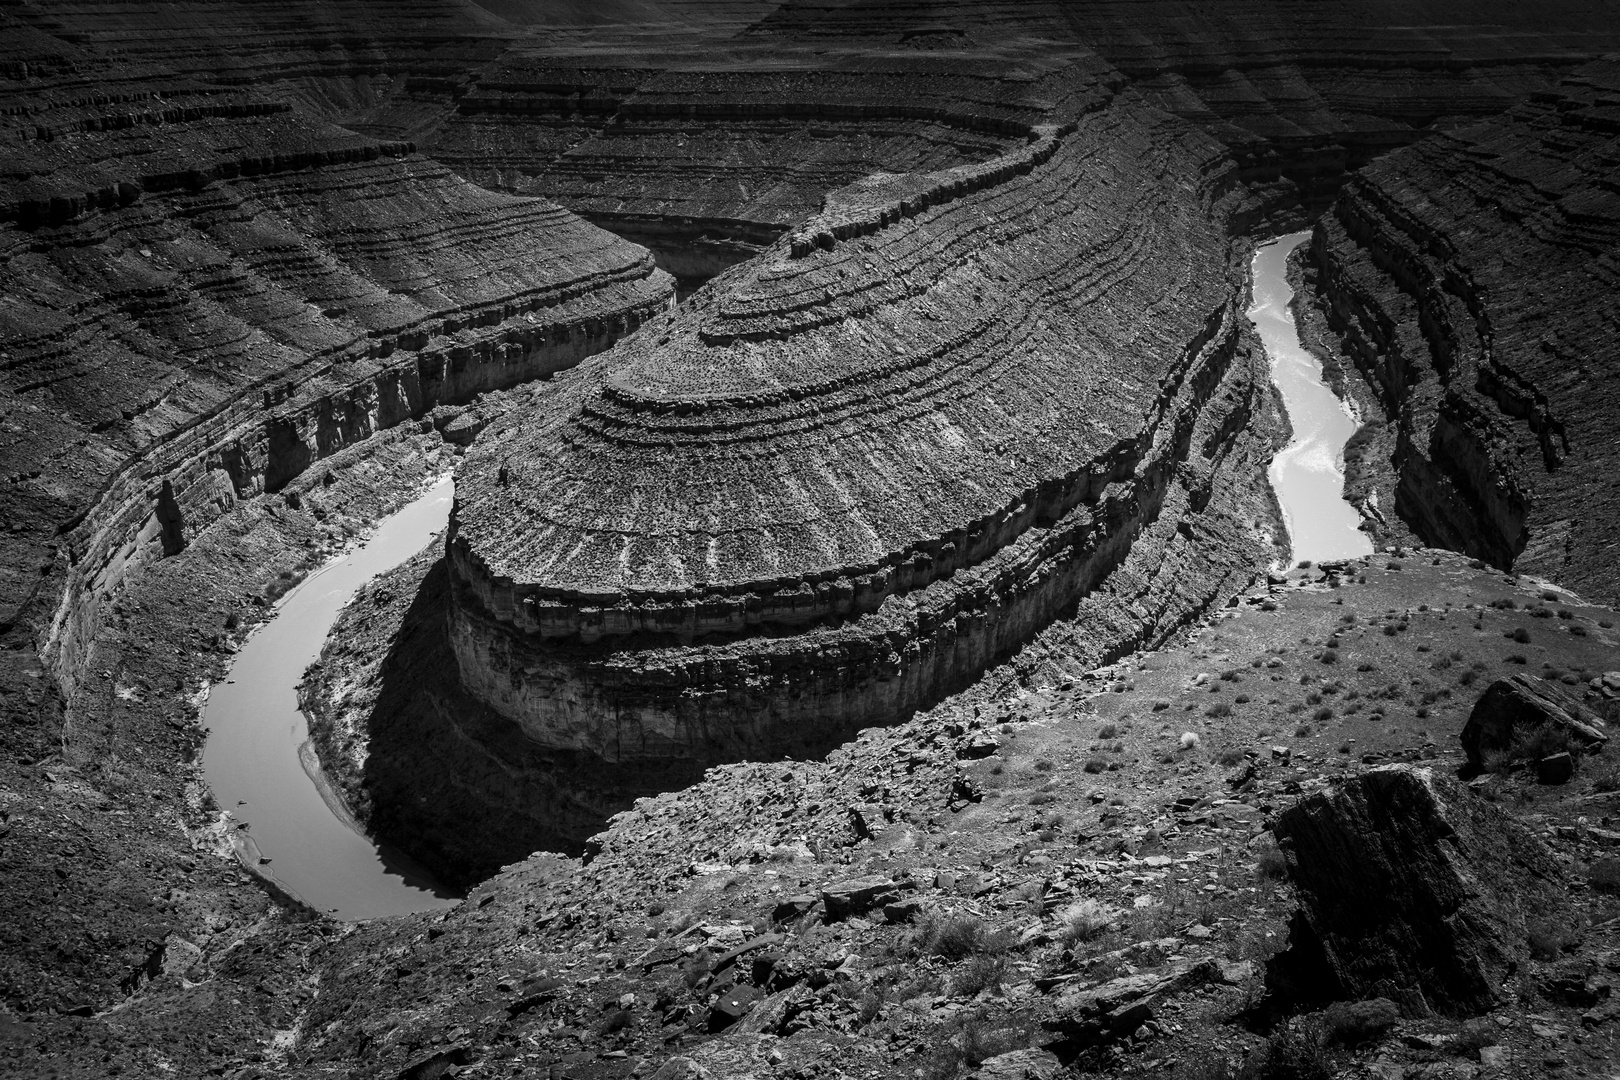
top-left (3, 3), bottom-right (1620, 1078)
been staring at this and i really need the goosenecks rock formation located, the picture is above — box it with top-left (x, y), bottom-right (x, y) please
top-left (1271, 765), bottom-right (1572, 1016)
top-left (1306, 59), bottom-right (1620, 601)
top-left (440, 75), bottom-right (1283, 840)
top-left (6, 1), bottom-right (1620, 1075)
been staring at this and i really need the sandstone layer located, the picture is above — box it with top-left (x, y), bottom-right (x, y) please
top-left (0, 10), bottom-right (674, 699)
top-left (447, 77), bottom-right (1280, 774)
top-left (348, 0), bottom-right (1620, 256)
top-left (1306, 59), bottom-right (1620, 601)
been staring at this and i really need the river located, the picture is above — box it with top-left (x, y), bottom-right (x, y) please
top-left (1250, 233), bottom-right (1374, 565)
top-left (200, 477), bottom-right (460, 920)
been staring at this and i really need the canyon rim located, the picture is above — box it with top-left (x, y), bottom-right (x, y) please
top-left (3, 3), bottom-right (1620, 1079)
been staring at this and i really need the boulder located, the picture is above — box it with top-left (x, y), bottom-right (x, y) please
top-left (1271, 765), bottom-right (1571, 1015)
top-left (974, 1048), bottom-right (1062, 1080)
top-left (1042, 958), bottom-right (1222, 1042)
top-left (1460, 674), bottom-right (1608, 767)
top-left (819, 877), bottom-right (905, 921)
top-left (1538, 752), bottom-right (1575, 785)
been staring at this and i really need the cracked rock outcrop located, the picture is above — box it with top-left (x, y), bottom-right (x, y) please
top-left (446, 77), bottom-right (1279, 772)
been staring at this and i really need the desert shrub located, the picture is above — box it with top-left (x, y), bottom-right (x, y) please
top-left (920, 915), bottom-right (982, 961)
top-left (1217, 748), bottom-right (1246, 767)
top-left (951, 956), bottom-right (1008, 997)
top-left (1180, 732), bottom-right (1201, 750)
top-left (1245, 1024), bottom-right (1333, 1080)
top-left (1294, 725), bottom-right (1311, 737)
top-left (1383, 624), bottom-right (1398, 636)
top-left (856, 989), bottom-right (886, 1025)
top-left (1509, 627), bottom-right (1532, 644)
top-left (1059, 899), bottom-right (1116, 945)
top-left (597, 1007), bottom-right (633, 1036)
top-left (1489, 598), bottom-right (1516, 610)
top-left (1207, 702), bottom-right (1233, 718)
top-left (1312, 707), bottom-right (1333, 722)
top-left (1083, 756), bottom-right (1107, 774)
top-left (1028, 791), bottom-right (1055, 806)
top-left (1558, 609), bottom-right (1574, 620)
top-left (1320, 649), bottom-right (1340, 665)
top-left (1458, 668), bottom-right (1478, 686)
top-left (1322, 998), bottom-right (1399, 1045)
top-left (1033, 758), bottom-right (1054, 772)
top-left (1450, 1020), bottom-right (1499, 1058)
top-left (1097, 723), bottom-right (1118, 740)
top-left (1510, 724), bottom-right (1570, 762)
top-left (1570, 624), bottom-right (1589, 637)
top-left (1506, 654), bottom-right (1528, 665)
top-left (1256, 849), bottom-right (1288, 881)
top-left (1527, 919), bottom-right (1571, 960)
top-left (681, 952), bottom-right (713, 988)
top-left (1585, 858), bottom-right (1620, 895)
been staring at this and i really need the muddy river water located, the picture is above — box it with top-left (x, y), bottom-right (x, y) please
top-left (198, 232), bottom-right (1370, 921)
top-left (200, 477), bottom-right (460, 919)
top-left (1250, 232), bottom-right (1374, 565)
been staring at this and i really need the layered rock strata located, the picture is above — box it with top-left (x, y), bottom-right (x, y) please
top-left (1058, 1), bottom-right (1620, 215)
top-left (398, 59), bottom-right (1109, 290)
top-left (1306, 60), bottom-right (1620, 601)
top-left (447, 84), bottom-right (1276, 770)
top-left (0, 26), bottom-right (674, 695)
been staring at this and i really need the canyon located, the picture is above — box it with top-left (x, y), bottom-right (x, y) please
top-left (1, 2), bottom-right (1619, 1078)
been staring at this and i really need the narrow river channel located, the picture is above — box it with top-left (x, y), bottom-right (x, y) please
top-left (200, 477), bottom-right (460, 920)
top-left (1250, 233), bottom-right (1374, 565)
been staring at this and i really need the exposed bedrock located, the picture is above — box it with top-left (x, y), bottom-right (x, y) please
top-left (0, 51), bottom-right (674, 698)
top-left (376, 0), bottom-right (1620, 256)
top-left (1305, 59), bottom-right (1620, 601)
top-left (445, 85), bottom-right (1283, 778)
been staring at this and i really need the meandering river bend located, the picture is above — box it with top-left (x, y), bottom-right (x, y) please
top-left (198, 232), bottom-right (1374, 921)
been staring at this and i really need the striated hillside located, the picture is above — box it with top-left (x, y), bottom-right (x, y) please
top-left (1305, 59), bottom-right (1620, 603)
top-left (0, 9), bottom-right (674, 700)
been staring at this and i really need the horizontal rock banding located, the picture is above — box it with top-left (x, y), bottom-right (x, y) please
top-left (447, 84), bottom-right (1271, 762)
top-left (0, 68), bottom-right (674, 690)
top-left (1307, 59), bottom-right (1620, 601)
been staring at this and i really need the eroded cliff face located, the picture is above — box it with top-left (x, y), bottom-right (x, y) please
top-left (444, 77), bottom-right (1284, 782)
top-left (1305, 59), bottom-right (1620, 602)
top-left (0, 13), bottom-right (675, 700)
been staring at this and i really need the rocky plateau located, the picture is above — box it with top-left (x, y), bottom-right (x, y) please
top-left (2, 2), bottom-right (1620, 1079)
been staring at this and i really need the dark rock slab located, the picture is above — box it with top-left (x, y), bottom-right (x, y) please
top-left (1042, 957), bottom-right (1222, 1042)
top-left (1272, 765), bottom-right (1571, 1015)
top-left (1461, 674), bottom-right (1608, 767)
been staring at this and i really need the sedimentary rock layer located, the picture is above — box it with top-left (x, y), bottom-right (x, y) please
top-left (448, 79), bottom-right (1275, 767)
top-left (1059, 1), bottom-right (1620, 214)
top-left (0, 20), bottom-right (674, 694)
top-left (1307, 59), bottom-right (1620, 601)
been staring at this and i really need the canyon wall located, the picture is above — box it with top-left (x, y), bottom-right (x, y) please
top-left (0, 9), bottom-right (674, 698)
top-left (445, 78), bottom-right (1279, 775)
top-left (1307, 59), bottom-right (1620, 602)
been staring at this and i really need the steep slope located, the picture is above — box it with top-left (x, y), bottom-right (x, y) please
top-left (1305, 59), bottom-right (1620, 602)
top-left (0, 20), bottom-right (675, 699)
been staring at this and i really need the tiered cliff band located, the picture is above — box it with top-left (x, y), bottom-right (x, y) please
top-left (1307, 59), bottom-right (1620, 602)
top-left (447, 82), bottom-right (1272, 767)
